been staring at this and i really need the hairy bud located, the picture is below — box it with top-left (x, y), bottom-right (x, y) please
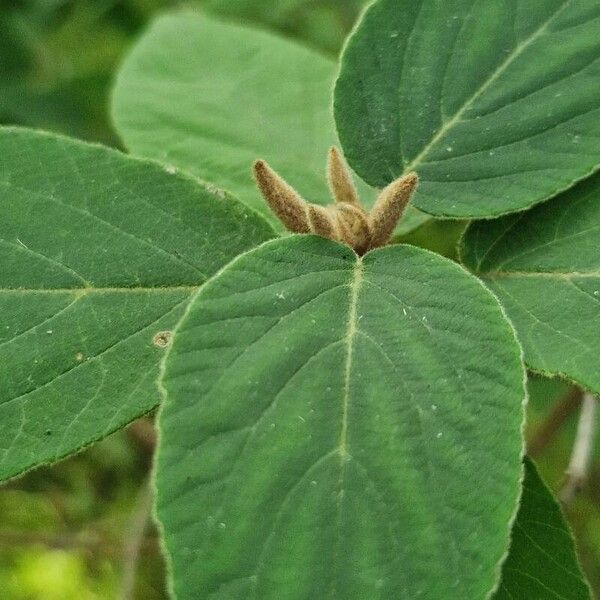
top-left (369, 172), bottom-right (419, 249)
top-left (333, 203), bottom-right (371, 255)
top-left (253, 160), bottom-right (310, 234)
top-left (308, 204), bottom-right (339, 239)
top-left (327, 146), bottom-right (360, 207)
top-left (253, 149), bottom-right (418, 255)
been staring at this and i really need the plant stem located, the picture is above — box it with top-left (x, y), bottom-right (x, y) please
top-left (560, 393), bottom-right (597, 505)
top-left (118, 477), bottom-right (154, 600)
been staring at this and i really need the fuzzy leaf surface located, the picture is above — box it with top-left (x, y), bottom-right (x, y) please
top-left (111, 12), bottom-right (427, 235)
top-left (494, 459), bottom-right (590, 599)
top-left (461, 172), bottom-right (600, 394)
top-left (0, 128), bottom-right (274, 481)
top-left (334, 0), bottom-right (600, 218)
top-left (157, 235), bottom-right (525, 599)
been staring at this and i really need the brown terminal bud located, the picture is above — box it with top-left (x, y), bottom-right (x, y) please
top-left (252, 149), bottom-right (418, 255)
top-left (253, 160), bottom-right (310, 234)
top-left (327, 146), bottom-right (360, 207)
top-left (308, 204), bottom-right (339, 239)
top-left (369, 172), bottom-right (419, 249)
top-left (332, 203), bottom-right (371, 256)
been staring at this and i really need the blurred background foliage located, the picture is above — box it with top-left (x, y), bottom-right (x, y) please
top-left (0, 1), bottom-right (598, 598)
top-left (0, 0), bottom-right (366, 144)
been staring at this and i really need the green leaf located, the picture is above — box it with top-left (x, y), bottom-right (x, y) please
top-left (461, 172), bottom-right (600, 394)
top-left (157, 235), bottom-right (526, 599)
top-left (111, 11), bottom-right (426, 235)
top-left (494, 458), bottom-right (590, 600)
top-left (111, 12), bottom-right (344, 216)
top-left (201, 0), bottom-right (367, 55)
top-left (334, 0), bottom-right (600, 218)
top-left (0, 127), bottom-right (274, 481)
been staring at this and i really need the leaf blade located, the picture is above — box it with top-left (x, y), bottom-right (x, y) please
top-left (112, 12), bottom-right (344, 216)
top-left (201, 0), bottom-right (367, 55)
top-left (461, 172), bottom-right (600, 394)
top-left (334, 0), bottom-right (600, 217)
top-left (0, 127), bottom-right (274, 481)
top-left (157, 235), bottom-right (526, 599)
top-left (493, 458), bottom-right (591, 600)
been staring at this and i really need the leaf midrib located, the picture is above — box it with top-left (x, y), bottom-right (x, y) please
top-left (330, 256), bottom-right (364, 598)
top-left (0, 286), bottom-right (199, 294)
top-left (403, 0), bottom-right (572, 172)
top-left (339, 259), bottom-right (363, 461)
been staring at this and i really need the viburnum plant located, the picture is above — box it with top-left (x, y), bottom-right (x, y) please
top-left (1, 0), bottom-right (599, 598)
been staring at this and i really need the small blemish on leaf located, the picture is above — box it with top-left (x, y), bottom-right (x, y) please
top-left (153, 331), bottom-right (172, 349)
top-left (75, 352), bottom-right (84, 362)
top-left (205, 183), bottom-right (226, 199)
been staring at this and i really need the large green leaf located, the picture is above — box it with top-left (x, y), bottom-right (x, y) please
top-left (461, 172), bottom-right (600, 394)
top-left (494, 459), bottom-right (590, 599)
top-left (157, 235), bottom-right (525, 599)
top-left (334, 0), bottom-right (600, 218)
top-left (111, 12), bottom-right (427, 235)
top-left (0, 127), bottom-right (274, 481)
top-left (111, 12), bottom-right (345, 216)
